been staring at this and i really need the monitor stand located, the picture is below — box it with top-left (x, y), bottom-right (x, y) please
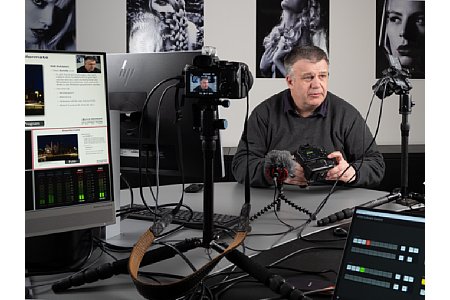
top-left (25, 227), bottom-right (100, 275)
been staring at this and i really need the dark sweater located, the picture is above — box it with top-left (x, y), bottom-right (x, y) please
top-left (232, 89), bottom-right (385, 188)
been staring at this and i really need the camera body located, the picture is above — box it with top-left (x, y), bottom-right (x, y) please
top-left (295, 145), bottom-right (336, 183)
top-left (184, 50), bottom-right (252, 99)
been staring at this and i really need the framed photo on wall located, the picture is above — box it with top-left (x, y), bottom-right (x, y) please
top-left (256, 0), bottom-right (329, 78)
top-left (376, 0), bottom-right (425, 79)
top-left (127, 0), bottom-right (204, 53)
top-left (25, 0), bottom-right (76, 51)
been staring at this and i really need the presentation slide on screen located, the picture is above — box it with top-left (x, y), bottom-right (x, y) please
top-left (25, 53), bottom-right (108, 130)
top-left (32, 127), bottom-right (110, 170)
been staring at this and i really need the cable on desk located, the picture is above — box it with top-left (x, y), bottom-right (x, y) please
top-left (93, 237), bottom-right (134, 253)
top-left (185, 280), bottom-right (214, 300)
top-left (93, 239), bottom-right (120, 261)
top-left (26, 245), bottom-right (106, 291)
top-left (155, 241), bottom-right (197, 273)
top-left (204, 246), bottom-right (342, 299)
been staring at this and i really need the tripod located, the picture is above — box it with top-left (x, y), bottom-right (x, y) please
top-left (194, 98), bottom-right (230, 246)
top-left (250, 178), bottom-right (313, 222)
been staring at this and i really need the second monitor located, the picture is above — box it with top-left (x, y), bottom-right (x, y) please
top-left (107, 51), bottom-right (226, 187)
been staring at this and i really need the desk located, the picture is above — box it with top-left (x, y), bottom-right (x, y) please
top-left (28, 183), bottom-right (406, 299)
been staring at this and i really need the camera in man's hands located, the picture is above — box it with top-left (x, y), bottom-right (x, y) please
top-left (184, 46), bottom-right (253, 99)
top-left (295, 145), bottom-right (336, 183)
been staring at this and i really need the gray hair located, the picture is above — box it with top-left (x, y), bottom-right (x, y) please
top-left (284, 45), bottom-right (329, 76)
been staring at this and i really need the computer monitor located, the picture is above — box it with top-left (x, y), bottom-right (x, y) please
top-left (25, 51), bottom-right (115, 238)
top-left (106, 51), bottom-right (225, 187)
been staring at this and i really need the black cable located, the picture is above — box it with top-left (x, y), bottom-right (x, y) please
top-left (153, 83), bottom-right (180, 207)
top-left (137, 77), bottom-right (180, 213)
top-left (139, 82), bottom-right (180, 219)
top-left (207, 246), bottom-right (342, 298)
top-left (187, 281), bottom-right (214, 300)
top-left (268, 246), bottom-right (344, 267)
top-left (155, 241), bottom-right (198, 273)
top-left (138, 272), bottom-right (185, 281)
top-left (268, 265), bottom-right (337, 276)
top-left (142, 82), bottom-right (188, 231)
top-left (93, 236), bottom-right (134, 253)
top-left (26, 245), bottom-right (106, 289)
top-left (213, 279), bottom-right (260, 299)
top-left (120, 172), bottom-right (134, 206)
top-left (297, 80), bottom-right (388, 241)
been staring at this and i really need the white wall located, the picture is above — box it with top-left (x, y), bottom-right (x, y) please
top-left (76, 0), bottom-right (425, 147)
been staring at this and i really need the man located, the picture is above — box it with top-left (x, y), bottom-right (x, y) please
top-left (77, 56), bottom-right (101, 73)
top-left (232, 46), bottom-right (385, 188)
top-left (193, 76), bottom-right (214, 93)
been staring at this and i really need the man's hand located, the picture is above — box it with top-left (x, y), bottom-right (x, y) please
top-left (284, 161), bottom-right (308, 187)
top-left (325, 151), bottom-right (356, 183)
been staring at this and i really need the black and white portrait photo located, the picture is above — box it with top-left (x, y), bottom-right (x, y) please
top-left (25, 0), bottom-right (76, 51)
top-left (256, 0), bottom-right (329, 78)
top-left (376, 0), bottom-right (425, 79)
top-left (127, 0), bottom-right (204, 53)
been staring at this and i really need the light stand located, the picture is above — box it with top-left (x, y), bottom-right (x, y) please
top-left (316, 58), bottom-right (424, 227)
top-left (398, 93), bottom-right (413, 203)
top-left (372, 56), bottom-right (425, 205)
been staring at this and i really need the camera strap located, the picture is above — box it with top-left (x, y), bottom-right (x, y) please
top-left (129, 227), bottom-right (247, 300)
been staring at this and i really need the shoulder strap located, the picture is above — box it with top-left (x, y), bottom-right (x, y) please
top-left (128, 228), bottom-right (247, 300)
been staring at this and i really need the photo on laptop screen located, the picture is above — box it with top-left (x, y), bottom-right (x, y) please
top-left (332, 207), bottom-right (425, 300)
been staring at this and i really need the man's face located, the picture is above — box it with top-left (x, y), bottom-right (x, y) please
top-left (286, 59), bottom-right (328, 116)
top-left (84, 59), bottom-right (97, 72)
top-left (200, 79), bottom-right (209, 89)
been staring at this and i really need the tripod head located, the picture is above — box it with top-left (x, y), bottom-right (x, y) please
top-left (372, 54), bottom-right (412, 99)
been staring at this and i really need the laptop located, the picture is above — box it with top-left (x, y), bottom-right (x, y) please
top-left (332, 207), bottom-right (425, 300)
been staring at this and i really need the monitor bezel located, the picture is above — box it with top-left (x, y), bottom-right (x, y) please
top-left (25, 50), bottom-right (115, 238)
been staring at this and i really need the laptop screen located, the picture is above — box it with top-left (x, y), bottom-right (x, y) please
top-left (332, 207), bottom-right (425, 300)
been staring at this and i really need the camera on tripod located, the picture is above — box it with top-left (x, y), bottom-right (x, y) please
top-left (295, 145), bottom-right (336, 183)
top-left (184, 46), bottom-right (252, 99)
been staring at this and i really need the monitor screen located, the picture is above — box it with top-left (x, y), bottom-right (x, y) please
top-left (25, 51), bottom-right (115, 238)
top-left (333, 207), bottom-right (425, 300)
top-left (106, 51), bottom-right (225, 186)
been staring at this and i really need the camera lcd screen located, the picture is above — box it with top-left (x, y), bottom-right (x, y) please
top-left (186, 72), bottom-right (218, 97)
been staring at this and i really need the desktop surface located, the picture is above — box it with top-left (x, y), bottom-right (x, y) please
top-left (27, 182), bottom-right (409, 299)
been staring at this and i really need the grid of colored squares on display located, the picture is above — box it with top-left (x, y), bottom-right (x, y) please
top-left (345, 264), bottom-right (423, 296)
top-left (352, 238), bottom-right (420, 263)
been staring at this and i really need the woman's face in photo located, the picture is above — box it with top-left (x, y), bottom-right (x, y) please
top-left (385, 0), bottom-right (425, 68)
top-left (25, 0), bottom-right (72, 45)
